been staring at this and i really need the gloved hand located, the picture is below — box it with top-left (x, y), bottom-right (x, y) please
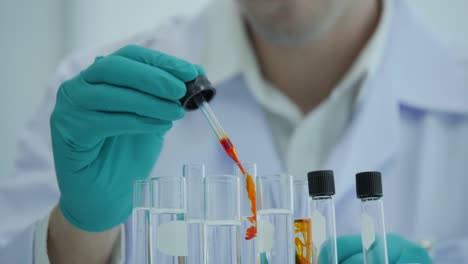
top-left (319, 234), bottom-right (432, 264)
top-left (50, 45), bottom-right (202, 232)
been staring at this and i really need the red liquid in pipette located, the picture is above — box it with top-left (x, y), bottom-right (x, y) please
top-left (219, 137), bottom-right (245, 173)
top-left (219, 137), bottom-right (257, 239)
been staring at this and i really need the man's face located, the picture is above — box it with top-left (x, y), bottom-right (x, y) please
top-left (236, 0), bottom-right (350, 46)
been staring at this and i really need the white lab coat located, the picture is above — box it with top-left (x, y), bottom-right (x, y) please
top-left (1, 0), bottom-right (467, 263)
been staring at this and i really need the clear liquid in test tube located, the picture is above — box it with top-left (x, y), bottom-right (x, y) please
top-left (133, 179), bottom-right (152, 264)
top-left (150, 176), bottom-right (187, 264)
top-left (184, 164), bottom-right (206, 264)
top-left (204, 174), bottom-right (241, 264)
top-left (257, 174), bottom-right (294, 264)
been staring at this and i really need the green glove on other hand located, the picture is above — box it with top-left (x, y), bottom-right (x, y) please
top-left (50, 45), bottom-right (202, 232)
top-left (319, 234), bottom-right (432, 264)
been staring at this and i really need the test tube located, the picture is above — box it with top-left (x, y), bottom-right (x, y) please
top-left (293, 180), bottom-right (312, 264)
top-left (308, 170), bottom-right (338, 264)
top-left (183, 164), bottom-right (205, 264)
top-left (356, 171), bottom-right (388, 264)
top-left (150, 176), bottom-right (187, 263)
top-left (133, 179), bottom-right (152, 264)
top-left (204, 174), bottom-right (241, 264)
top-left (256, 174), bottom-right (294, 264)
top-left (234, 163), bottom-right (258, 264)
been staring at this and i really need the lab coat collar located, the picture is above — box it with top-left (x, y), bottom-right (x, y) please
top-left (326, 0), bottom-right (468, 203)
top-left (375, 0), bottom-right (468, 115)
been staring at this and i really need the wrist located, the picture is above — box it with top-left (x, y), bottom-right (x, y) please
top-left (48, 205), bottom-right (121, 264)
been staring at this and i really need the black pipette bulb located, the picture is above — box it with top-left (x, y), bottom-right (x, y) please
top-left (181, 75), bottom-right (216, 110)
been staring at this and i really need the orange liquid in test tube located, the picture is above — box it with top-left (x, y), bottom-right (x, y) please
top-left (294, 219), bottom-right (312, 264)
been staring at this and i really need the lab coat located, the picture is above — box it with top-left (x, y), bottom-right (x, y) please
top-left (1, 0), bottom-right (467, 263)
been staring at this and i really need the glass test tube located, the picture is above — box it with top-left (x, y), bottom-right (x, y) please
top-left (204, 174), bottom-right (241, 264)
top-left (356, 171), bottom-right (388, 264)
top-left (293, 180), bottom-right (312, 264)
top-left (234, 163), bottom-right (258, 264)
top-left (308, 170), bottom-right (338, 264)
top-left (133, 179), bottom-right (152, 264)
top-left (184, 164), bottom-right (205, 264)
top-left (150, 176), bottom-right (187, 264)
top-left (257, 174), bottom-right (294, 264)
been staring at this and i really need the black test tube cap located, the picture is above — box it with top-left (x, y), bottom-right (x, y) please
top-left (180, 75), bottom-right (216, 111)
top-left (307, 170), bottom-right (336, 197)
top-left (356, 171), bottom-right (383, 199)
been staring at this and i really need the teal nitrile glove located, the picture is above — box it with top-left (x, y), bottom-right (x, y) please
top-left (50, 45), bottom-right (203, 232)
top-left (319, 234), bottom-right (432, 264)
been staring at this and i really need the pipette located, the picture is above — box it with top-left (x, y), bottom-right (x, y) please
top-left (192, 93), bottom-right (258, 239)
top-left (181, 75), bottom-right (257, 239)
top-left (180, 75), bottom-right (247, 174)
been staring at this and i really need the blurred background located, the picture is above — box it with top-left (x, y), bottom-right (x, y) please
top-left (0, 0), bottom-right (467, 179)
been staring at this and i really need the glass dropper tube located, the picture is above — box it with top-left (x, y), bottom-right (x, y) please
top-left (193, 94), bottom-right (225, 140)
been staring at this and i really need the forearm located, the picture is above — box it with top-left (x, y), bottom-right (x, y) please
top-left (47, 205), bottom-right (120, 264)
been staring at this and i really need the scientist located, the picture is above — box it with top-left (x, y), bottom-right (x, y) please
top-left (1, 0), bottom-right (467, 263)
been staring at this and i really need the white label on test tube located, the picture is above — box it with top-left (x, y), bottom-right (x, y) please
top-left (156, 221), bottom-right (188, 256)
top-left (360, 212), bottom-right (376, 250)
top-left (312, 210), bottom-right (327, 248)
top-left (257, 220), bottom-right (275, 252)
